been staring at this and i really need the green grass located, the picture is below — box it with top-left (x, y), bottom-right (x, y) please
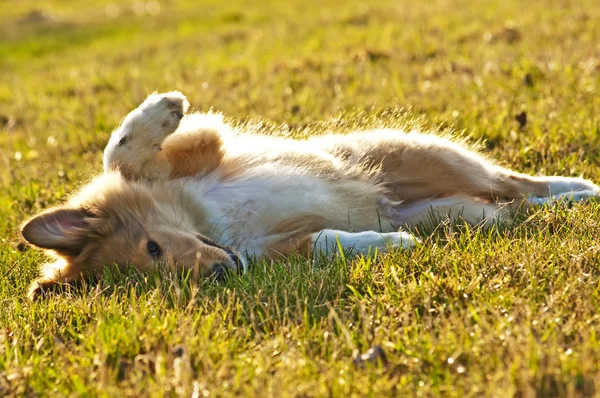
top-left (2, 0), bottom-right (600, 395)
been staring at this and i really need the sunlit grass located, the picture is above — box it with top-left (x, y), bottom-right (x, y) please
top-left (2, 0), bottom-right (600, 395)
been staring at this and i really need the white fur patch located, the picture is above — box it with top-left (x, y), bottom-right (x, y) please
top-left (310, 229), bottom-right (418, 256)
top-left (385, 196), bottom-right (505, 228)
top-left (527, 189), bottom-right (599, 206)
top-left (531, 176), bottom-right (600, 196)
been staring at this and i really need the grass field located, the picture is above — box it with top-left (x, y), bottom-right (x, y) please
top-left (2, 0), bottom-right (600, 396)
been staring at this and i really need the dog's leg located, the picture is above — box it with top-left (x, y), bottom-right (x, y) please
top-left (103, 92), bottom-right (189, 179)
top-left (260, 229), bottom-right (417, 259)
top-left (524, 189), bottom-right (600, 207)
top-left (383, 195), bottom-right (511, 229)
top-left (309, 229), bottom-right (418, 256)
top-left (331, 130), bottom-right (600, 202)
top-left (160, 113), bottom-right (227, 178)
top-left (390, 143), bottom-right (600, 202)
top-left (383, 192), bottom-right (598, 231)
top-left (27, 259), bottom-right (84, 300)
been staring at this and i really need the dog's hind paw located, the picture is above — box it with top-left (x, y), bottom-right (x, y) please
top-left (528, 189), bottom-right (600, 207)
top-left (543, 176), bottom-right (600, 196)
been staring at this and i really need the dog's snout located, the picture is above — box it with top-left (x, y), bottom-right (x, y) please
top-left (195, 233), bottom-right (243, 272)
top-left (223, 248), bottom-right (242, 271)
top-left (211, 262), bottom-right (233, 281)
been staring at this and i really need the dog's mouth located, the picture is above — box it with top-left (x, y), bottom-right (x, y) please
top-left (196, 234), bottom-right (244, 276)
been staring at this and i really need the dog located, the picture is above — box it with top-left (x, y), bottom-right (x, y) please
top-left (20, 91), bottom-right (600, 300)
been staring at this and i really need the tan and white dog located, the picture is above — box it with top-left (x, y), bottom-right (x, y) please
top-left (21, 91), bottom-right (600, 299)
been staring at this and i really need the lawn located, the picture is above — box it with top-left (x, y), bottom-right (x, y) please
top-left (2, 0), bottom-right (600, 396)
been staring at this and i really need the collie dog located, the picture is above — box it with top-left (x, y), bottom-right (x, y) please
top-left (21, 92), bottom-right (600, 299)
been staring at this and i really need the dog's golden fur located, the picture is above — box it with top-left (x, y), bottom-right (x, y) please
top-left (21, 91), bottom-right (600, 300)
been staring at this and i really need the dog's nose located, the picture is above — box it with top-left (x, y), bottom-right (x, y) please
top-left (195, 233), bottom-right (243, 272)
top-left (223, 247), bottom-right (243, 271)
top-left (210, 262), bottom-right (234, 281)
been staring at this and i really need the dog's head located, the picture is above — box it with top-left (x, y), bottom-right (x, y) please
top-left (21, 173), bottom-right (242, 294)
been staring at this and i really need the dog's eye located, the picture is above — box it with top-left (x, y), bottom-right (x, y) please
top-left (147, 240), bottom-right (161, 257)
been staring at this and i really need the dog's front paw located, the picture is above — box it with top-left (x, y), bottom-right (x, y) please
top-left (103, 91), bottom-right (190, 177)
top-left (382, 231), bottom-right (420, 250)
top-left (311, 229), bottom-right (418, 257)
top-left (135, 91), bottom-right (190, 140)
top-left (114, 91), bottom-right (190, 147)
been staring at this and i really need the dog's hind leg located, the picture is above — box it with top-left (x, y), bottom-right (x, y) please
top-left (385, 190), bottom-right (600, 231)
top-left (380, 135), bottom-right (600, 202)
top-left (383, 195), bottom-right (512, 229)
top-left (323, 130), bottom-right (600, 202)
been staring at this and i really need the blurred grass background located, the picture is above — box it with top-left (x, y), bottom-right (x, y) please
top-left (2, 0), bottom-right (600, 396)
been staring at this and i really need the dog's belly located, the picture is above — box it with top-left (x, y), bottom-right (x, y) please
top-left (183, 168), bottom-right (388, 255)
top-left (184, 171), bottom-right (336, 253)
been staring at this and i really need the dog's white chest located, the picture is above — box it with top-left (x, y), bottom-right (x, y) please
top-left (184, 170), bottom-right (335, 252)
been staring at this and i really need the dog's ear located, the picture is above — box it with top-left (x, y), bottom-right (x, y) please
top-left (21, 207), bottom-right (95, 256)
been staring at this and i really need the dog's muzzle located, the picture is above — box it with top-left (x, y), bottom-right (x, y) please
top-left (211, 249), bottom-right (245, 280)
top-left (197, 234), bottom-right (246, 278)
